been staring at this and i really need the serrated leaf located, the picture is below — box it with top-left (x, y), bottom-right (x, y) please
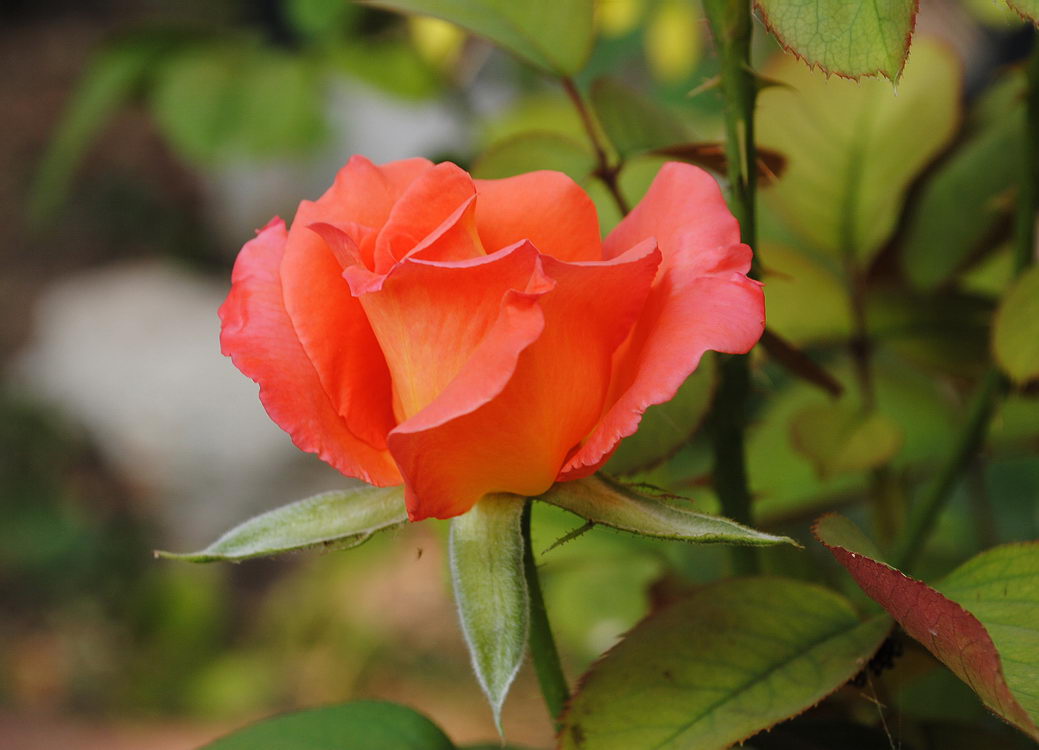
top-left (1006, 0), bottom-right (1039, 23)
top-left (937, 544), bottom-right (1039, 726)
top-left (757, 39), bottom-right (960, 264)
top-left (993, 265), bottom-right (1039, 384)
top-left (156, 486), bottom-right (407, 562)
top-left (789, 403), bottom-right (903, 478)
top-left (539, 474), bottom-right (797, 546)
top-left (590, 76), bottom-right (692, 159)
top-left (755, 0), bottom-right (918, 81)
top-left (363, 0), bottom-right (595, 75)
top-left (201, 700), bottom-right (455, 749)
top-left (815, 514), bottom-right (1039, 741)
top-left (449, 494), bottom-right (528, 732)
top-left (559, 577), bottom-right (892, 750)
top-left (472, 132), bottom-right (597, 182)
top-left (604, 355), bottom-right (716, 476)
top-left (902, 85), bottom-right (1024, 290)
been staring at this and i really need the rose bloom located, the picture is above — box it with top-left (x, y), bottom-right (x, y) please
top-left (220, 157), bottom-right (763, 520)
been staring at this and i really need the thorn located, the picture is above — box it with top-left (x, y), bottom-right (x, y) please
top-left (543, 520), bottom-right (596, 554)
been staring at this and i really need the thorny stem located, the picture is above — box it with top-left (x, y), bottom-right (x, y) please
top-left (521, 502), bottom-right (569, 729)
top-left (561, 76), bottom-right (631, 215)
top-left (703, 0), bottom-right (760, 575)
top-left (894, 40), bottom-right (1039, 572)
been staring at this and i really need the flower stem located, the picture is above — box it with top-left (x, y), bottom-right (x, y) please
top-left (703, 0), bottom-right (760, 575)
top-left (521, 502), bottom-right (569, 729)
top-left (561, 76), bottom-right (631, 216)
top-left (893, 39), bottom-right (1039, 572)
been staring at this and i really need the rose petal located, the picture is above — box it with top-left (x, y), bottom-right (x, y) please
top-left (560, 163), bottom-right (763, 478)
top-left (278, 157), bottom-right (442, 449)
top-left (560, 262), bottom-right (764, 480)
top-left (373, 162), bottom-right (481, 272)
top-left (327, 155), bottom-right (434, 268)
top-left (219, 219), bottom-right (401, 485)
top-left (360, 242), bottom-right (546, 423)
top-left (475, 171), bottom-right (603, 261)
top-left (603, 161), bottom-right (741, 265)
top-left (390, 241), bottom-right (662, 520)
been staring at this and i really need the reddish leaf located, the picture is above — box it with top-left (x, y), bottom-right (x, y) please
top-left (813, 514), bottom-right (1039, 741)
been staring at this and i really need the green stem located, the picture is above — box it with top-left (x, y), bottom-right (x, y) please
top-left (702, 0), bottom-right (757, 238)
top-left (703, 0), bottom-right (760, 575)
top-left (709, 354), bottom-right (758, 575)
top-left (894, 369), bottom-right (1004, 571)
top-left (893, 38), bottom-right (1039, 571)
top-left (521, 502), bottom-right (569, 728)
top-left (561, 76), bottom-right (630, 215)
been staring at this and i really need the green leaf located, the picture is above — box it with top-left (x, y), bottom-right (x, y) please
top-left (363, 0), bottom-right (595, 75)
top-left (151, 45), bottom-right (325, 164)
top-left (993, 265), bottom-right (1039, 384)
top-left (789, 402), bottom-right (903, 479)
top-left (201, 700), bottom-right (455, 749)
top-left (449, 494), bottom-right (528, 732)
top-left (233, 52), bottom-right (326, 155)
top-left (902, 82), bottom-right (1023, 290)
top-left (937, 543), bottom-right (1039, 728)
top-left (150, 44), bottom-right (244, 164)
top-left (590, 76), bottom-right (691, 159)
top-left (156, 486), bottom-right (407, 562)
top-left (754, 0), bottom-right (918, 81)
top-left (539, 475), bottom-right (797, 547)
top-left (29, 34), bottom-right (177, 223)
top-left (815, 514), bottom-right (1039, 741)
top-left (604, 355), bottom-right (716, 476)
top-left (559, 577), bottom-right (892, 749)
top-left (757, 243), bottom-right (851, 345)
top-left (1006, 0), bottom-right (1039, 23)
top-left (472, 132), bottom-right (597, 182)
top-left (757, 38), bottom-right (961, 264)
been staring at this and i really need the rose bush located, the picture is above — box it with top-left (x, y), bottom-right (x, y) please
top-left (219, 156), bottom-right (764, 520)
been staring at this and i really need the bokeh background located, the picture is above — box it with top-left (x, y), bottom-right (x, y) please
top-left (2, 1), bottom-right (1036, 748)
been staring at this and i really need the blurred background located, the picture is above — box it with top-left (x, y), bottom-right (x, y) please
top-left (1, 1), bottom-right (1037, 748)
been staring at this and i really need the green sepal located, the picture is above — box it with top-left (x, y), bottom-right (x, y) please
top-left (449, 494), bottom-right (529, 734)
top-left (538, 474), bottom-right (798, 547)
top-left (156, 486), bottom-right (407, 562)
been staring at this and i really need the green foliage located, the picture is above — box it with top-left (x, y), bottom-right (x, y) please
top-left (559, 577), bottom-right (891, 749)
top-left (993, 265), bottom-right (1039, 383)
top-left (817, 515), bottom-right (1039, 740)
top-left (1007, 0), bottom-right (1039, 23)
top-left (202, 701), bottom-right (455, 749)
top-left (449, 495), bottom-right (529, 731)
top-left (589, 77), bottom-right (691, 158)
top-left (472, 132), bottom-right (597, 182)
top-left (757, 243), bottom-right (851, 344)
top-left (28, 34), bottom-right (178, 223)
top-left (365, 0), bottom-right (596, 75)
top-left (902, 76), bottom-right (1023, 291)
top-left (540, 475), bottom-right (796, 547)
top-left (151, 44), bottom-right (325, 164)
top-left (605, 355), bottom-right (716, 476)
top-left (757, 39), bottom-right (960, 264)
top-left (755, 0), bottom-right (918, 81)
top-left (157, 487), bottom-right (407, 562)
top-left (789, 403), bottom-right (903, 479)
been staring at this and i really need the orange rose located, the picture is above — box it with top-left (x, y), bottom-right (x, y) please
top-left (220, 157), bottom-right (764, 520)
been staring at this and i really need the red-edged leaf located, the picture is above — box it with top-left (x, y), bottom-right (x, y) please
top-left (814, 514), bottom-right (1039, 741)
